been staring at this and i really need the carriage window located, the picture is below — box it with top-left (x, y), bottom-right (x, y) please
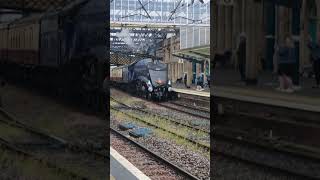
top-left (23, 30), bottom-right (26, 48)
top-left (13, 32), bottom-right (15, 48)
top-left (31, 30), bottom-right (33, 48)
top-left (15, 32), bottom-right (18, 48)
top-left (16, 32), bottom-right (17, 48)
top-left (18, 31), bottom-right (20, 48)
top-left (30, 27), bottom-right (32, 48)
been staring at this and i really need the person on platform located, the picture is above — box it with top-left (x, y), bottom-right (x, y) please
top-left (307, 36), bottom-right (320, 88)
top-left (200, 73), bottom-right (205, 89)
top-left (286, 37), bottom-right (300, 90)
top-left (196, 73), bottom-right (204, 90)
top-left (205, 61), bottom-right (210, 88)
top-left (276, 37), bottom-right (295, 92)
top-left (183, 72), bottom-right (189, 88)
top-left (236, 33), bottom-right (247, 82)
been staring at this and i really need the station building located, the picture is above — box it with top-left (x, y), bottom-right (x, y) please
top-left (214, 0), bottom-right (320, 85)
top-left (159, 26), bottom-right (210, 87)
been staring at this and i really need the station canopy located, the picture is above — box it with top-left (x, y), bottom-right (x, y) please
top-left (173, 45), bottom-right (210, 63)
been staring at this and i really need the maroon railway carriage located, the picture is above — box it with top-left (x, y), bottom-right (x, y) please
top-left (6, 14), bottom-right (41, 66)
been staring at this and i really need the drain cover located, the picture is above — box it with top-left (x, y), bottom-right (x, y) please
top-left (129, 128), bottom-right (152, 138)
top-left (118, 122), bottom-right (136, 130)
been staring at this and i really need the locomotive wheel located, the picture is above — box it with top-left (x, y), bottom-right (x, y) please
top-left (135, 83), bottom-right (140, 96)
top-left (148, 93), bottom-right (153, 101)
top-left (135, 81), bottom-right (143, 97)
top-left (144, 90), bottom-right (149, 99)
top-left (163, 93), bottom-right (168, 101)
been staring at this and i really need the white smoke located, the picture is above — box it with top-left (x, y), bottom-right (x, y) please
top-left (116, 28), bottom-right (135, 49)
top-left (115, 28), bottom-right (156, 54)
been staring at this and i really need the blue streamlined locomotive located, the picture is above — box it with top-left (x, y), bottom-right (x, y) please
top-left (110, 58), bottom-right (172, 100)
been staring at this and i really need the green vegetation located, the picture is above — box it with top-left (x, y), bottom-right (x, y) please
top-left (111, 108), bottom-right (210, 158)
top-left (34, 105), bottom-right (69, 136)
top-left (0, 121), bottom-right (33, 141)
top-left (0, 148), bottom-right (80, 180)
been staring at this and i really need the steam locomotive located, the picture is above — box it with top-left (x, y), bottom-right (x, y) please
top-left (110, 58), bottom-right (172, 100)
top-left (0, 0), bottom-right (107, 111)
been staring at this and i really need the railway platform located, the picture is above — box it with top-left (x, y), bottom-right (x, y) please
top-left (213, 69), bottom-right (320, 112)
top-left (213, 69), bottom-right (320, 124)
top-left (172, 83), bottom-right (210, 98)
top-left (214, 68), bottom-right (320, 96)
top-left (213, 85), bottom-right (320, 112)
top-left (110, 147), bottom-right (151, 180)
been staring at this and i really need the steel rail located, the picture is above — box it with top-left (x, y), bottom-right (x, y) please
top-left (110, 96), bottom-right (210, 134)
top-left (0, 136), bottom-right (87, 180)
top-left (0, 107), bottom-right (107, 160)
top-left (110, 105), bottom-right (210, 151)
top-left (111, 127), bottom-right (200, 180)
top-left (214, 148), bottom-right (320, 180)
top-left (156, 102), bottom-right (210, 120)
top-left (169, 101), bottom-right (210, 113)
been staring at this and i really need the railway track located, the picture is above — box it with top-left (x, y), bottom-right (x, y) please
top-left (0, 137), bottom-right (87, 179)
top-left (213, 149), bottom-right (317, 180)
top-left (110, 98), bottom-right (210, 152)
top-left (0, 107), bottom-right (107, 179)
top-left (111, 96), bottom-right (209, 134)
top-left (213, 124), bottom-right (320, 179)
top-left (170, 93), bottom-right (320, 178)
top-left (214, 142), bottom-right (320, 179)
top-left (110, 89), bottom-right (320, 178)
top-left (215, 125), bottom-right (320, 161)
top-left (111, 127), bottom-right (200, 180)
top-left (170, 101), bottom-right (210, 112)
top-left (178, 94), bottom-right (210, 106)
top-left (178, 94), bottom-right (210, 103)
top-left (157, 101), bottom-right (210, 120)
top-left (111, 87), bottom-right (210, 120)
top-left (215, 104), bottom-right (320, 160)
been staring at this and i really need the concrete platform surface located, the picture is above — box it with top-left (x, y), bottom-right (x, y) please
top-left (173, 83), bottom-right (210, 93)
top-left (173, 88), bottom-right (210, 97)
top-left (110, 147), bottom-right (151, 180)
top-left (213, 85), bottom-right (320, 112)
top-left (213, 68), bottom-right (320, 98)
